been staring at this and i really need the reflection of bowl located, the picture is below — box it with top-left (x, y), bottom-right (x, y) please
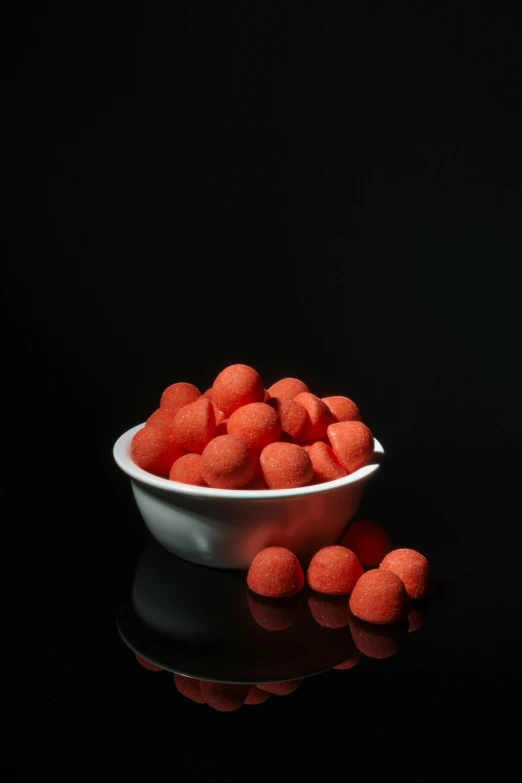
top-left (113, 424), bottom-right (384, 569)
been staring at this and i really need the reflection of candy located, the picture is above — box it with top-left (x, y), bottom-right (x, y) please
top-left (308, 594), bottom-right (351, 628)
top-left (130, 426), bottom-right (184, 477)
top-left (169, 453), bottom-right (206, 486)
top-left (307, 546), bottom-right (363, 595)
top-left (258, 680), bottom-right (303, 695)
top-left (201, 435), bottom-right (257, 489)
top-left (322, 396), bottom-right (360, 423)
top-left (212, 364), bottom-right (265, 417)
top-left (334, 653), bottom-right (361, 670)
top-left (247, 592), bottom-right (301, 630)
top-left (174, 674), bottom-right (205, 703)
top-left (327, 421), bottom-right (374, 473)
top-left (135, 653), bottom-right (162, 671)
top-left (228, 403), bottom-right (282, 452)
top-left (349, 569), bottom-right (407, 625)
top-left (173, 398), bottom-right (216, 454)
top-left (259, 442), bottom-right (313, 489)
top-left (294, 392), bottom-right (334, 442)
top-left (146, 407), bottom-right (176, 429)
top-left (267, 397), bottom-right (306, 440)
top-left (267, 377), bottom-right (308, 399)
top-left (407, 608), bottom-right (424, 633)
top-left (349, 616), bottom-right (402, 659)
top-left (200, 681), bottom-right (249, 712)
top-left (160, 382), bottom-right (201, 413)
top-left (340, 519), bottom-right (391, 567)
top-left (247, 547), bottom-right (304, 598)
top-left (306, 442), bottom-right (347, 483)
top-left (380, 549), bottom-right (431, 600)
top-left (245, 686), bottom-right (272, 705)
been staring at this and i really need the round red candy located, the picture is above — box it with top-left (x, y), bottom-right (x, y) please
top-left (173, 398), bottom-right (216, 454)
top-left (199, 681), bottom-right (249, 712)
top-left (245, 686), bottom-right (272, 705)
top-left (227, 402), bottom-right (282, 452)
top-left (169, 453), bottom-right (206, 486)
top-left (160, 382), bottom-right (201, 413)
top-left (146, 407), bottom-right (176, 429)
top-left (322, 395), bottom-right (360, 422)
top-left (340, 519), bottom-right (391, 567)
top-left (379, 548), bottom-right (431, 600)
top-left (327, 421), bottom-right (374, 473)
top-left (211, 364), bottom-right (265, 417)
top-left (259, 442), bottom-right (313, 489)
top-left (307, 594), bottom-right (351, 628)
top-left (247, 546), bottom-right (304, 598)
top-left (130, 426), bottom-right (184, 477)
top-left (257, 679), bottom-right (303, 696)
top-left (268, 397), bottom-right (307, 440)
top-left (135, 653), bottom-right (162, 671)
top-left (349, 569), bottom-right (408, 625)
top-left (173, 674), bottom-right (205, 703)
top-left (267, 377), bottom-right (309, 399)
top-left (306, 442), bottom-right (347, 483)
top-left (307, 545), bottom-right (363, 595)
top-left (294, 392), bottom-right (334, 442)
top-left (200, 435), bottom-right (257, 489)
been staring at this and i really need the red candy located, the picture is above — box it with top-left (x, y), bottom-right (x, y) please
top-left (349, 615), bottom-right (402, 659)
top-left (379, 548), bottom-right (431, 600)
top-left (200, 435), bottom-right (257, 489)
top-left (173, 674), bottom-right (205, 703)
top-left (294, 392), bottom-right (334, 442)
top-left (227, 402), bottom-right (282, 453)
top-left (169, 453), bottom-right (206, 486)
top-left (244, 471), bottom-right (269, 489)
top-left (135, 653), bottom-right (162, 671)
top-left (306, 442), bottom-right (347, 483)
top-left (307, 545), bottom-right (364, 595)
top-left (322, 395), bottom-right (360, 423)
top-left (259, 442), bottom-right (313, 489)
top-left (349, 569), bottom-right (408, 625)
top-left (334, 653), bottom-right (361, 670)
top-left (213, 404), bottom-right (227, 425)
top-left (212, 364), bottom-right (265, 417)
top-left (131, 426), bottom-right (184, 477)
top-left (202, 388), bottom-right (213, 400)
top-left (327, 421), bottom-right (374, 473)
top-left (146, 407), bottom-right (176, 429)
top-left (268, 397), bottom-right (306, 440)
top-left (247, 547), bottom-right (304, 598)
top-left (199, 681), bottom-right (249, 712)
top-left (173, 398), bottom-right (216, 453)
top-left (247, 592), bottom-right (300, 630)
top-left (245, 686), bottom-right (272, 705)
top-left (160, 382), bottom-right (201, 413)
top-left (258, 679), bottom-right (303, 696)
top-left (340, 519), bottom-right (391, 567)
top-left (267, 377), bottom-right (309, 399)
top-left (215, 419), bottom-right (228, 437)
top-left (307, 594), bottom-right (351, 628)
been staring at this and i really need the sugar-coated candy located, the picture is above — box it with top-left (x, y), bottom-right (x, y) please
top-left (322, 395), bottom-right (360, 422)
top-left (380, 548), bottom-right (431, 600)
top-left (340, 519), bottom-right (391, 567)
top-left (267, 377), bottom-right (309, 399)
top-left (247, 547), bottom-right (304, 598)
top-left (268, 397), bottom-right (307, 440)
top-left (135, 653), bottom-right (162, 671)
top-left (307, 545), bottom-right (363, 595)
top-left (227, 402), bottom-right (282, 452)
top-left (173, 674), bottom-right (205, 703)
top-left (327, 421), bottom-right (374, 473)
top-left (200, 435), bottom-right (257, 489)
top-left (146, 407), bottom-right (176, 429)
top-left (131, 426), bottom-right (184, 477)
top-left (173, 398), bottom-right (216, 454)
top-left (306, 442), bottom-right (347, 483)
top-left (211, 364), bottom-right (264, 417)
top-left (294, 392), bottom-right (334, 442)
top-left (349, 569), bottom-right (408, 625)
top-left (259, 442), bottom-right (313, 489)
top-left (160, 382), bottom-right (201, 413)
top-left (199, 681), bottom-right (249, 712)
top-left (169, 453), bottom-right (206, 486)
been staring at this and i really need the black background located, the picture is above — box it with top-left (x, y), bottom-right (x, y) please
top-left (3, 1), bottom-right (522, 763)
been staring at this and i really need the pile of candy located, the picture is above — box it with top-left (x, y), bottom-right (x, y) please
top-left (130, 363), bottom-right (375, 489)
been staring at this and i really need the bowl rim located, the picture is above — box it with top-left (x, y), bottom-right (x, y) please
top-left (113, 423), bottom-right (384, 500)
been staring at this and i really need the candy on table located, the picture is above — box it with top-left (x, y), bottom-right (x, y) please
top-left (267, 377), bottom-right (309, 399)
top-left (134, 653), bottom-right (162, 671)
top-left (327, 420), bottom-right (374, 473)
top-left (173, 398), bottom-right (216, 454)
top-left (200, 435), bottom-right (257, 489)
top-left (199, 681), bottom-right (250, 712)
top-left (259, 442), bottom-right (313, 489)
top-left (307, 545), bottom-right (364, 595)
top-left (130, 426), bottom-right (184, 477)
top-left (160, 382), bottom-right (201, 413)
top-left (294, 392), bottom-right (334, 442)
top-left (307, 594), bottom-right (352, 628)
top-left (305, 442), bottom-right (347, 483)
top-left (247, 546), bottom-right (304, 598)
top-left (349, 615), bottom-right (403, 659)
top-left (257, 679), bottom-right (303, 695)
top-left (340, 519), bottom-right (391, 567)
top-left (322, 395), bottom-right (360, 423)
top-left (211, 364), bottom-right (265, 417)
top-left (245, 686), bottom-right (272, 705)
top-left (267, 397), bottom-right (306, 440)
top-left (169, 453), bottom-right (206, 486)
top-left (247, 592), bottom-right (301, 630)
top-left (349, 569), bottom-right (408, 625)
top-left (333, 653), bottom-right (361, 670)
top-left (227, 402), bottom-right (282, 453)
top-left (379, 548), bottom-right (431, 600)
top-left (173, 674), bottom-right (205, 703)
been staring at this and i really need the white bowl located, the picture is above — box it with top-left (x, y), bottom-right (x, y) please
top-left (113, 423), bottom-right (384, 570)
